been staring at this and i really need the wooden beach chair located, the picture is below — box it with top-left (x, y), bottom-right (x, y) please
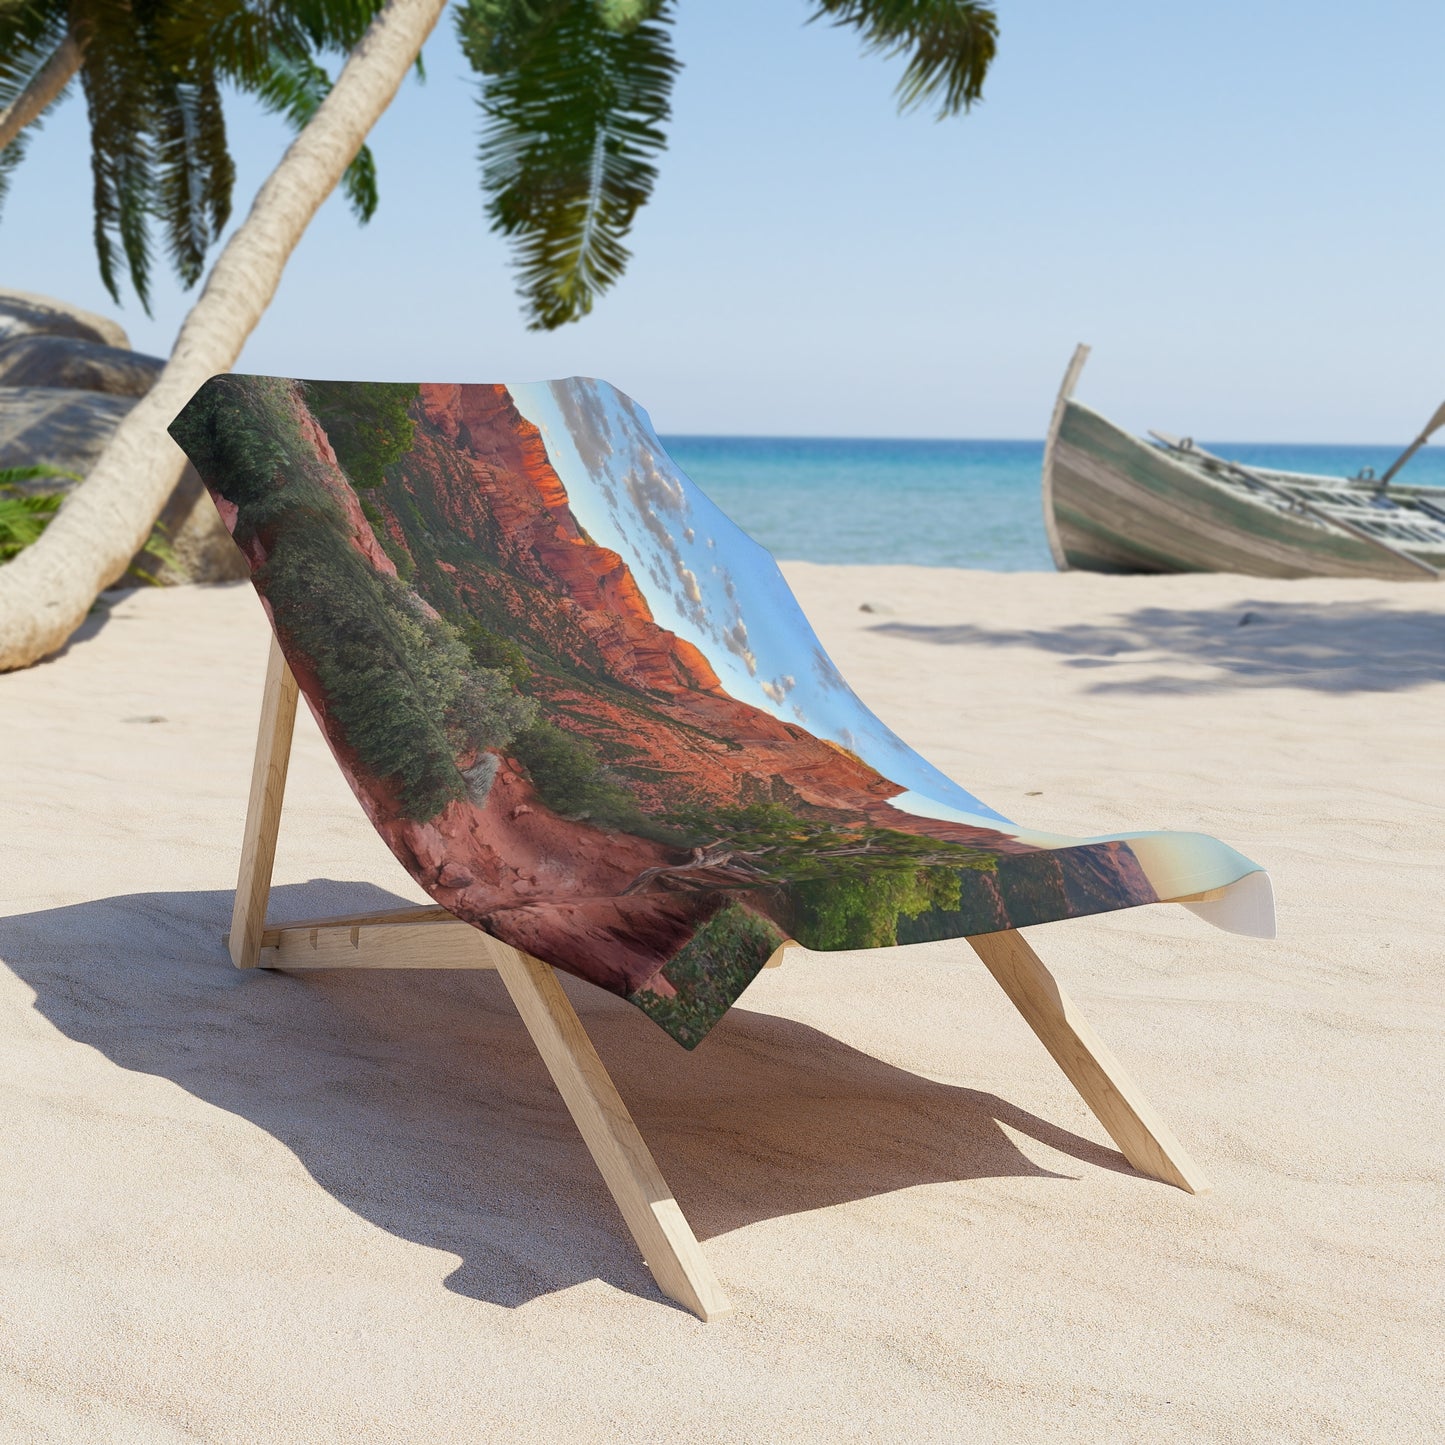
top-left (174, 373), bottom-right (1274, 1322)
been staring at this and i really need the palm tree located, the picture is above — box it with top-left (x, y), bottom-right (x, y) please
top-left (0, 0), bottom-right (998, 671)
top-left (0, 0), bottom-right (388, 308)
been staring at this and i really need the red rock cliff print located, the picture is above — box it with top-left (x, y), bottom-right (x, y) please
top-left (169, 376), bottom-right (1266, 1047)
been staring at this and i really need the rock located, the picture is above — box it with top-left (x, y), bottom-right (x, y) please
top-left (0, 289), bottom-right (249, 586)
top-left (294, 404), bottom-right (398, 579)
top-left (461, 753), bottom-right (499, 806)
top-left (0, 386), bottom-right (134, 479)
top-left (436, 862), bottom-right (475, 889)
top-left (0, 287), bottom-right (129, 349)
top-left (278, 382), bottom-right (1043, 857)
top-left (417, 384), bottom-right (725, 696)
top-left (0, 387), bottom-right (249, 586)
top-left (0, 334), bottom-right (163, 397)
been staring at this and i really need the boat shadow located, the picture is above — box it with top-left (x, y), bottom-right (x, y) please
top-left (0, 881), bottom-right (1130, 1315)
top-left (875, 598), bottom-right (1445, 694)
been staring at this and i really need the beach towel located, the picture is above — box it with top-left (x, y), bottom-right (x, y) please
top-left (169, 375), bottom-right (1272, 1048)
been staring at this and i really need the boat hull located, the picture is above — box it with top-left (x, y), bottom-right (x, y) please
top-left (1047, 401), bottom-right (1443, 581)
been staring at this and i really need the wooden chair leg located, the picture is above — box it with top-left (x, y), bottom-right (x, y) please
top-left (230, 633), bottom-right (299, 969)
top-left (225, 641), bottom-right (726, 1316)
top-left (968, 929), bottom-right (1211, 1194)
top-left (491, 946), bottom-right (733, 1321)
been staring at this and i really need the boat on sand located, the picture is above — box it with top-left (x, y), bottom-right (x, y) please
top-left (1042, 345), bottom-right (1445, 580)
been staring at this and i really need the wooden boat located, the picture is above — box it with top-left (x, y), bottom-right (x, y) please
top-left (1041, 345), bottom-right (1445, 580)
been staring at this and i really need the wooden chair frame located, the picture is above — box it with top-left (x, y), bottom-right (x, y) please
top-left (225, 634), bottom-right (1210, 1321)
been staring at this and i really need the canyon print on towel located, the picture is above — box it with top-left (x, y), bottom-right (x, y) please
top-left (170, 376), bottom-right (1266, 1047)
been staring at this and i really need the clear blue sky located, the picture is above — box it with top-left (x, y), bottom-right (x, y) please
top-left (7, 1), bottom-right (1443, 440)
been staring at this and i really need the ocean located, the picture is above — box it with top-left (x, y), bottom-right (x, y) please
top-left (659, 435), bottom-right (1445, 571)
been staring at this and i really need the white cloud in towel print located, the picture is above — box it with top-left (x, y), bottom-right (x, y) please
top-left (507, 377), bottom-right (1012, 827)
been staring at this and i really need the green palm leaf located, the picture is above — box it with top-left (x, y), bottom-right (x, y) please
top-left (76, 0), bottom-right (162, 310)
top-left (0, 468), bottom-right (75, 563)
top-left (0, 5), bottom-right (71, 220)
top-left (458, 0), bottom-right (680, 330)
top-left (1, 0), bottom-right (392, 308)
top-left (246, 48), bottom-right (380, 222)
top-left (160, 0), bottom-right (384, 223)
top-left (811, 0), bottom-right (998, 118)
top-left (152, 70), bottom-right (236, 288)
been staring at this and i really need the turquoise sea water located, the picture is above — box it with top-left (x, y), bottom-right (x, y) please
top-left (659, 435), bottom-right (1445, 571)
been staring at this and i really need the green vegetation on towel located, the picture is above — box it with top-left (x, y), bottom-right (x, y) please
top-left (302, 381), bottom-right (420, 490)
top-left (627, 903), bottom-right (786, 1049)
top-left (170, 375), bottom-right (532, 819)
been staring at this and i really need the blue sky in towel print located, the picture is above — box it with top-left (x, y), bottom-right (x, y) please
top-left (508, 377), bottom-right (1014, 830)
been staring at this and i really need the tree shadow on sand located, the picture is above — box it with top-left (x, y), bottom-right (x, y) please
top-left (0, 880), bottom-right (1137, 1314)
top-left (875, 599), bottom-right (1445, 695)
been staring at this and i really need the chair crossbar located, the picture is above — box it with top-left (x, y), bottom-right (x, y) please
top-left (224, 633), bottom-right (1208, 1321)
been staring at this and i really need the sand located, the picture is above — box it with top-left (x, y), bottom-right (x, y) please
top-left (1, 567), bottom-right (1441, 1443)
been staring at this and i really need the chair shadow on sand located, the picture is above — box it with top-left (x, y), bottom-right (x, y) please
top-left (875, 599), bottom-right (1445, 695)
top-left (0, 880), bottom-right (1136, 1313)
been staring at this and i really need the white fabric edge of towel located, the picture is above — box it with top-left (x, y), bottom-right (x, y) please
top-left (1178, 869), bottom-right (1276, 940)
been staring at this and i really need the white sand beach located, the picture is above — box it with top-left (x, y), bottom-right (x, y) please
top-left (1, 566), bottom-right (1441, 1443)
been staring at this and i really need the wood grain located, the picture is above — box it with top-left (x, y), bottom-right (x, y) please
top-left (1040, 343), bottom-right (1092, 570)
top-left (255, 919), bottom-right (504, 971)
top-left (229, 633), bottom-right (299, 969)
top-left (1049, 400), bottom-right (1442, 579)
top-left (968, 929), bottom-right (1211, 1194)
top-left (491, 945), bottom-right (733, 1322)
top-left (225, 644), bottom-right (729, 1318)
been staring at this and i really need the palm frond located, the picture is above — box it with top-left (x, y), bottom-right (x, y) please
top-left (458, 0), bottom-right (679, 330)
top-left (248, 48), bottom-right (379, 222)
top-left (157, 0), bottom-right (302, 86)
top-left (157, 0), bottom-right (383, 225)
top-left (595, 0), bottom-right (665, 28)
top-left (76, 0), bottom-right (159, 309)
top-left (0, 3), bottom-right (69, 104)
top-left (0, 115), bottom-right (32, 218)
top-left (810, 0), bottom-right (998, 118)
top-left (152, 70), bottom-right (235, 287)
top-left (0, 484), bottom-right (64, 563)
top-left (283, 0), bottom-right (387, 53)
top-left (0, 464), bottom-right (83, 486)
top-left (0, 4), bottom-right (71, 222)
top-left (125, 517), bottom-right (183, 583)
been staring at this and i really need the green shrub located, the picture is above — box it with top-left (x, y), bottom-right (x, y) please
top-left (447, 665), bottom-right (538, 750)
top-left (510, 720), bottom-right (643, 828)
top-left (302, 380), bottom-right (421, 489)
top-left (457, 617), bottom-right (531, 685)
top-left (657, 800), bottom-right (987, 950)
top-left (627, 903), bottom-right (786, 1049)
top-left (1, 465), bottom-right (183, 583)
top-left (793, 864), bottom-right (963, 951)
top-left (172, 376), bottom-right (538, 820)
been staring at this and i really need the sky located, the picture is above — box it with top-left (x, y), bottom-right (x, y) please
top-left (509, 375), bottom-right (1012, 827)
top-left (6, 1), bottom-right (1444, 441)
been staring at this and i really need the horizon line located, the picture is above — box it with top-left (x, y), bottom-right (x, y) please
top-left (656, 432), bottom-right (1428, 451)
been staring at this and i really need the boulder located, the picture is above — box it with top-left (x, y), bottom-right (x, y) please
top-left (0, 386), bottom-right (135, 479)
top-left (0, 387), bottom-right (249, 587)
top-left (0, 287), bottom-right (130, 350)
top-left (0, 334), bottom-right (163, 397)
top-left (0, 291), bottom-right (248, 585)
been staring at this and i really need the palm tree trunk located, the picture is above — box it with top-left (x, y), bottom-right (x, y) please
top-left (0, 32), bottom-right (83, 153)
top-left (0, 0), bottom-right (448, 671)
